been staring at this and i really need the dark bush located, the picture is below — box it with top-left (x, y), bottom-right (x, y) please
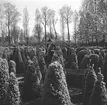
top-left (89, 69), bottom-right (107, 105)
top-left (77, 49), bottom-right (90, 66)
top-left (79, 55), bottom-right (90, 69)
top-left (22, 64), bottom-right (41, 102)
top-left (83, 65), bottom-right (97, 105)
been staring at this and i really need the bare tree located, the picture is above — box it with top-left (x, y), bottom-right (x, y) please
top-left (60, 5), bottom-right (73, 42)
top-left (11, 25), bottom-right (20, 44)
top-left (59, 9), bottom-right (65, 41)
top-left (3, 3), bottom-right (20, 45)
top-left (73, 10), bottom-right (79, 45)
top-left (33, 9), bottom-right (43, 43)
top-left (48, 9), bottom-right (54, 36)
top-left (48, 9), bottom-right (58, 40)
top-left (35, 8), bottom-right (41, 25)
top-left (0, 4), bottom-right (6, 45)
top-left (19, 29), bottom-right (25, 43)
top-left (33, 24), bottom-right (43, 43)
top-left (41, 6), bottom-right (51, 44)
top-left (23, 7), bottom-right (29, 44)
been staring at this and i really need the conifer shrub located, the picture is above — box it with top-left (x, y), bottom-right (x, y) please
top-left (12, 48), bottom-right (24, 74)
top-left (76, 47), bottom-right (87, 54)
top-left (32, 56), bottom-right (42, 82)
top-left (51, 52), bottom-right (64, 67)
top-left (38, 53), bottom-right (47, 82)
top-left (62, 47), bottom-right (67, 61)
top-left (103, 53), bottom-right (107, 86)
top-left (45, 43), bottom-right (55, 67)
top-left (77, 49), bottom-right (90, 66)
top-left (5, 72), bottom-right (21, 105)
top-left (22, 63), bottom-right (41, 102)
top-left (79, 55), bottom-right (90, 69)
top-left (1, 59), bottom-right (9, 72)
top-left (65, 47), bottom-right (78, 69)
top-left (83, 65), bottom-right (97, 105)
top-left (41, 61), bottom-right (73, 105)
top-left (0, 58), bottom-right (9, 105)
top-left (89, 54), bottom-right (99, 73)
top-left (9, 60), bottom-right (16, 75)
top-left (89, 69), bottom-right (107, 105)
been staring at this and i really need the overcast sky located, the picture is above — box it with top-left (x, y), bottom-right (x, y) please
top-left (1, 0), bottom-right (83, 38)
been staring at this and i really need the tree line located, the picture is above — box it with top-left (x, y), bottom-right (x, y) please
top-left (0, 3), bottom-right (79, 45)
top-left (1, 0), bottom-right (106, 46)
top-left (76, 0), bottom-right (107, 46)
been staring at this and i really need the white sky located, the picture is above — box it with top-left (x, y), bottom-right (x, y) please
top-left (1, 0), bottom-right (83, 38)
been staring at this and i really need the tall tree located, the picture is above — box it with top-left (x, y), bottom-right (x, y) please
top-left (33, 24), bottom-right (43, 43)
top-left (79, 0), bottom-right (107, 45)
top-left (19, 29), bottom-right (25, 43)
top-left (0, 4), bottom-right (6, 44)
top-left (23, 7), bottom-right (29, 45)
top-left (97, 0), bottom-right (107, 44)
top-left (3, 3), bottom-right (20, 45)
top-left (73, 10), bottom-right (79, 45)
top-left (48, 9), bottom-right (58, 40)
top-left (11, 25), bottom-right (20, 44)
top-left (59, 9), bottom-right (65, 41)
top-left (41, 7), bottom-right (51, 44)
top-left (60, 5), bottom-right (73, 42)
top-left (33, 9), bottom-right (42, 43)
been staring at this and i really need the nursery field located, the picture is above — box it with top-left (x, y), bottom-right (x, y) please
top-left (0, 44), bottom-right (107, 105)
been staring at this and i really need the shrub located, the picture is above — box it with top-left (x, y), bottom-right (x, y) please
top-left (33, 56), bottom-right (43, 82)
top-left (83, 65), bottom-right (97, 105)
top-left (79, 55), bottom-right (90, 69)
top-left (22, 64), bottom-right (41, 102)
top-left (103, 53), bottom-right (107, 86)
top-left (0, 68), bottom-right (9, 104)
top-left (0, 58), bottom-right (9, 105)
top-left (89, 69), bottom-right (107, 105)
top-left (12, 48), bottom-right (24, 74)
top-left (77, 49), bottom-right (90, 66)
top-left (38, 54), bottom-right (47, 82)
top-left (5, 72), bottom-right (21, 105)
top-left (65, 47), bottom-right (78, 69)
top-left (41, 61), bottom-right (73, 105)
top-left (9, 60), bottom-right (16, 75)
top-left (89, 54), bottom-right (99, 73)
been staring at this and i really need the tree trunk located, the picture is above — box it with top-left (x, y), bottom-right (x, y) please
top-left (50, 25), bottom-right (52, 35)
top-left (45, 21), bottom-right (47, 46)
top-left (8, 24), bottom-right (10, 45)
top-left (53, 23), bottom-right (57, 40)
top-left (38, 25), bottom-right (40, 44)
top-left (62, 34), bottom-right (64, 42)
top-left (67, 20), bottom-right (70, 43)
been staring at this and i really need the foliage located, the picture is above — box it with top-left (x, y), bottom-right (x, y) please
top-left (83, 65), bottom-right (97, 105)
top-left (5, 72), bottom-right (21, 105)
top-left (3, 3), bottom-right (20, 44)
top-left (33, 24), bottom-right (43, 43)
top-left (77, 0), bottom-right (107, 45)
top-left (89, 69), bottom-right (107, 105)
top-left (0, 65), bottom-right (9, 104)
top-left (41, 61), bottom-right (73, 105)
top-left (23, 7), bottom-right (29, 44)
top-left (60, 5), bottom-right (73, 41)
